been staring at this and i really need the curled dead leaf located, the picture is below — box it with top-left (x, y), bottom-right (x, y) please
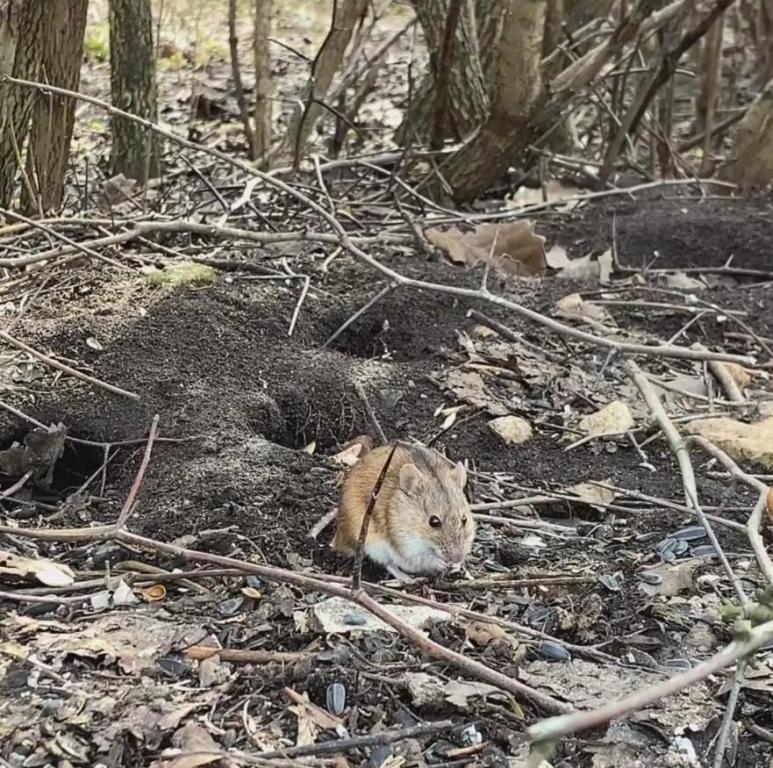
top-left (424, 221), bottom-right (546, 277)
top-left (142, 584), bottom-right (166, 602)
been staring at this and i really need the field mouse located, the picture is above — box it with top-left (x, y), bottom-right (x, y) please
top-left (333, 443), bottom-right (475, 581)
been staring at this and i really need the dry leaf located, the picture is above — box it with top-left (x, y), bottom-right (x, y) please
top-left (332, 443), bottom-right (366, 467)
top-left (311, 596), bottom-right (451, 635)
top-left (544, 244), bottom-right (570, 269)
top-left (506, 179), bottom-right (583, 208)
top-left (565, 479), bottom-right (617, 510)
top-left (684, 417), bottom-right (773, 469)
top-left (662, 272), bottom-right (706, 290)
top-left (465, 621), bottom-right (506, 647)
top-left (552, 249), bottom-right (613, 283)
top-left (443, 679), bottom-right (500, 708)
top-left (639, 561), bottom-right (699, 597)
top-left (33, 614), bottom-right (206, 674)
top-left (169, 721), bottom-right (225, 768)
top-left (424, 221), bottom-right (546, 277)
top-left (555, 293), bottom-right (614, 327)
top-left (0, 550), bottom-right (75, 587)
top-left (767, 487), bottom-right (773, 522)
top-left (487, 415), bottom-right (533, 445)
top-left (286, 688), bottom-right (343, 747)
top-left (579, 401), bottom-right (634, 438)
top-left (142, 584), bottom-right (167, 602)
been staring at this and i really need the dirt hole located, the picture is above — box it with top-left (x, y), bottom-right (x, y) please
top-left (0, 430), bottom-right (105, 503)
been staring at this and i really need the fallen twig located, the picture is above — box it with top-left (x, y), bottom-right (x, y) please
top-left (352, 443), bottom-right (397, 590)
top-left (0, 330), bottom-right (140, 401)
top-left (184, 645), bottom-right (311, 664)
top-left (622, 359), bottom-right (748, 604)
top-left (690, 436), bottom-right (773, 585)
top-left (0, 77), bottom-right (756, 368)
top-left (528, 618), bottom-right (773, 743)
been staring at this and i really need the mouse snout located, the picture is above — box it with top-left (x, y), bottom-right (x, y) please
top-left (445, 545), bottom-right (467, 569)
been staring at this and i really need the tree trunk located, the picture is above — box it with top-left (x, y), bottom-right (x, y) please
top-left (253, 0), bottom-right (272, 165)
top-left (0, 0), bottom-right (44, 208)
top-left (273, 0), bottom-right (366, 167)
top-left (395, 0), bottom-right (498, 145)
top-left (720, 77), bottom-right (773, 189)
top-left (22, 0), bottom-right (88, 213)
top-left (108, 0), bottom-right (160, 183)
top-left (438, 0), bottom-right (546, 203)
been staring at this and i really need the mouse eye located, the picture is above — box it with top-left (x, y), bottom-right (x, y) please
top-left (462, 516), bottom-right (468, 525)
top-left (429, 516), bottom-right (442, 528)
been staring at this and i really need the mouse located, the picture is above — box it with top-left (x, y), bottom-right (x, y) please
top-left (333, 442), bottom-right (475, 582)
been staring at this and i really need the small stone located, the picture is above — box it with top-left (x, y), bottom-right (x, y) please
top-left (404, 672), bottom-right (445, 708)
top-left (488, 415), bottom-right (533, 445)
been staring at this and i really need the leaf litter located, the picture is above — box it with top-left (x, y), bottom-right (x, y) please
top-left (2, 9), bottom-right (773, 767)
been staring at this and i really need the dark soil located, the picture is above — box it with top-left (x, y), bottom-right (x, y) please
top-left (3, 192), bottom-right (773, 767)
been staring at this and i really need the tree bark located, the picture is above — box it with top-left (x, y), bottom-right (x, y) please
top-left (108, 0), bottom-right (161, 183)
top-left (438, 0), bottom-right (546, 203)
top-left (253, 0), bottom-right (273, 165)
top-left (274, 0), bottom-right (366, 167)
top-left (0, 0), bottom-right (44, 208)
top-left (720, 77), bottom-right (773, 189)
top-left (395, 0), bottom-right (497, 145)
top-left (22, 0), bottom-right (88, 212)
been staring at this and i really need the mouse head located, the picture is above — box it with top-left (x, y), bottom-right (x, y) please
top-left (389, 454), bottom-right (475, 574)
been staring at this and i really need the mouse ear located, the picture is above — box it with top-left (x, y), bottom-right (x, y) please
top-left (453, 461), bottom-right (467, 486)
top-left (398, 463), bottom-right (424, 496)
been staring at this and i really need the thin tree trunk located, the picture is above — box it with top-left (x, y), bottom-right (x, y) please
top-left (22, 0), bottom-right (88, 213)
top-left (229, 0), bottom-right (255, 159)
top-left (720, 77), bottom-right (773, 189)
top-left (698, 12), bottom-right (724, 175)
top-left (395, 0), bottom-right (494, 145)
top-left (108, 0), bottom-right (161, 183)
top-left (0, 0), bottom-right (44, 208)
top-left (438, 0), bottom-right (546, 202)
top-left (274, 0), bottom-right (366, 167)
top-left (253, 0), bottom-right (273, 165)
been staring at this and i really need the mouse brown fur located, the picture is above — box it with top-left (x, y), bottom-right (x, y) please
top-left (333, 443), bottom-right (475, 581)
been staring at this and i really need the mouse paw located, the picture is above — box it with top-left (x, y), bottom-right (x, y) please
top-left (385, 564), bottom-right (419, 584)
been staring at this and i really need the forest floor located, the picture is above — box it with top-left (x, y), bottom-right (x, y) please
top-left (2, 5), bottom-right (773, 768)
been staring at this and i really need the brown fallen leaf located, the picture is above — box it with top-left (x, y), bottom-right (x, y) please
top-left (578, 401), bottom-right (634, 438)
top-left (767, 487), bottom-right (773, 522)
top-left (684, 417), bottom-right (773, 469)
top-left (424, 221), bottom-right (546, 277)
top-left (332, 435), bottom-right (374, 467)
top-left (168, 721), bottom-right (229, 768)
top-left (285, 687), bottom-right (343, 747)
top-left (0, 550), bottom-right (75, 587)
